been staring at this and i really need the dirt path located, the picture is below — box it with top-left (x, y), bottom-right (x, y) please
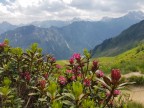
top-left (122, 72), bottom-right (144, 78)
top-left (122, 72), bottom-right (144, 105)
top-left (126, 86), bottom-right (144, 105)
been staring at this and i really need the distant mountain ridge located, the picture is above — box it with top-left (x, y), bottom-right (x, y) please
top-left (0, 21), bottom-right (17, 34)
top-left (0, 11), bottom-right (144, 59)
top-left (30, 17), bottom-right (85, 28)
top-left (92, 20), bottom-right (144, 57)
top-left (0, 25), bottom-right (72, 59)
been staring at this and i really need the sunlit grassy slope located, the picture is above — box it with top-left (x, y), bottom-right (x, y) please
top-left (97, 44), bottom-right (144, 74)
top-left (56, 60), bottom-right (68, 66)
top-left (57, 44), bottom-right (144, 74)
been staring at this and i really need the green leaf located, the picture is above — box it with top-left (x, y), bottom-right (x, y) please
top-left (47, 81), bottom-right (57, 96)
top-left (96, 78), bottom-right (111, 91)
top-left (62, 100), bottom-right (75, 106)
top-left (38, 97), bottom-right (47, 102)
top-left (118, 82), bottom-right (135, 87)
top-left (78, 93), bottom-right (85, 100)
top-left (46, 92), bottom-right (52, 98)
top-left (72, 81), bottom-right (83, 99)
top-left (62, 93), bottom-right (75, 100)
top-left (103, 76), bottom-right (111, 86)
top-left (51, 101), bottom-right (63, 108)
top-left (28, 93), bottom-right (39, 96)
top-left (3, 77), bottom-right (11, 86)
top-left (0, 87), bottom-right (11, 96)
top-left (54, 95), bottom-right (64, 101)
top-left (83, 48), bottom-right (91, 59)
top-left (81, 98), bottom-right (95, 108)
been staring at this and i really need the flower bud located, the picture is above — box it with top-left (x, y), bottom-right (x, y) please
top-left (91, 60), bottom-right (99, 72)
top-left (111, 69), bottom-right (121, 83)
top-left (25, 74), bottom-right (30, 81)
top-left (43, 73), bottom-right (48, 80)
top-left (96, 70), bottom-right (104, 78)
top-left (113, 90), bottom-right (120, 97)
top-left (93, 60), bottom-right (98, 67)
top-left (69, 57), bottom-right (74, 64)
top-left (39, 80), bottom-right (46, 89)
top-left (23, 72), bottom-right (31, 82)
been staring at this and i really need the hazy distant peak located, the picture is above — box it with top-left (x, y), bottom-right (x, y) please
top-left (127, 11), bottom-right (144, 15)
top-left (20, 25), bottom-right (37, 29)
top-left (71, 17), bottom-right (82, 22)
top-left (0, 21), bottom-right (14, 26)
top-left (124, 11), bottom-right (144, 19)
top-left (1, 21), bottom-right (10, 24)
top-left (101, 17), bottom-right (112, 22)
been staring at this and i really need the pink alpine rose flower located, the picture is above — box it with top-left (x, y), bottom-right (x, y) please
top-left (83, 78), bottom-right (91, 87)
top-left (73, 53), bottom-right (81, 61)
top-left (66, 69), bottom-right (72, 74)
top-left (56, 64), bottom-right (62, 69)
top-left (71, 75), bottom-right (76, 81)
top-left (58, 76), bottom-right (67, 85)
top-left (50, 57), bottom-right (56, 63)
top-left (96, 70), bottom-right (104, 78)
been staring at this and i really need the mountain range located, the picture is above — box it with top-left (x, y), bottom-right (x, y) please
top-left (92, 19), bottom-right (144, 57)
top-left (30, 17), bottom-right (83, 28)
top-left (0, 11), bottom-right (144, 59)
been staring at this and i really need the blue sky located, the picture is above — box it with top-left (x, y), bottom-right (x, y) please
top-left (0, 0), bottom-right (144, 24)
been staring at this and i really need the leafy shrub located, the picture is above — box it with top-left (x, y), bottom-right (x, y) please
top-left (128, 76), bottom-right (144, 86)
top-left (0, 40), bottom-right (133, 107)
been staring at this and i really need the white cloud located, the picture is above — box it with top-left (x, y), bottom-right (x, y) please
top-left (0, 0), bottom-right (144, 24)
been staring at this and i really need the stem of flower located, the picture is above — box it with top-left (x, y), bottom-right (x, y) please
top-left (24, 96), bottom-right (31, 108)
top-left (102, 86), bottom-right (115, 108)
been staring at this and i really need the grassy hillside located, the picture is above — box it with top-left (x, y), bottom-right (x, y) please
top-left (57, 44), bottom-right (144, 74)
top-left (97, 43), bottom-right (144, 74)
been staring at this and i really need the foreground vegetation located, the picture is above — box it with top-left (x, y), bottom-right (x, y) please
top-left (0, 40), bottom-right (135, 107)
